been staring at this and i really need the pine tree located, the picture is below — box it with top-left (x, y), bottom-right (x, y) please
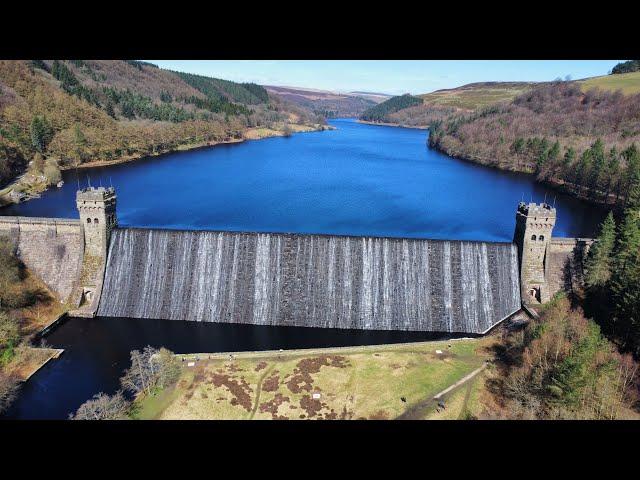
top-left (589, 139), bottom-right (606, 197)
top-left (606, 147), bottom-right (619, 201)
top-left (29, 116), bottom-right (53, 153)
top-left (585, 212), bottom-right (616, 288)
top-left (609, 182), bottom-right (640, 349)
top-left (105, 101), bottom-right (116, 119)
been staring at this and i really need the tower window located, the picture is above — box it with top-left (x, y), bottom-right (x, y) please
top-left (87, 218), bottom-right (92, 224)
top-left (94, 218), bottom-right (99, 224)
top-left (531, 234), bottom-right (537, 241)
top-left (539, 235), bottom-right (544, 241)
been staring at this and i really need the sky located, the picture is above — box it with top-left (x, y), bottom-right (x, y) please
top-left (148, 60), bottom-right (622, 96)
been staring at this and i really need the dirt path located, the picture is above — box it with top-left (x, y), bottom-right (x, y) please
top-left (395, 362), bottom-right (487, 420)
top-left (248, 363), bottom-right (276, 420)
top-left (458, 378), bottom-right (475, 419)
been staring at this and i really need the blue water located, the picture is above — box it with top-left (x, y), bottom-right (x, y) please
top-left (1, 118), bottom-right (605, 241)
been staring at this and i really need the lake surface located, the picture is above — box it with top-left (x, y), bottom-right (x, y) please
top-left (2, 118), bottom-right (605, 241)
top-left (1, 118), bottom-right (606, 419)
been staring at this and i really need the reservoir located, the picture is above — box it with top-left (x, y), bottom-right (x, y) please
top-left (1, 119), bottom-right (606, 419)
top-left (2, 118), bottom-right (604, 241)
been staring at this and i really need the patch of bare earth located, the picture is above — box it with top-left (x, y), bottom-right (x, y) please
top-left (254, 361), bottom-right (268, 372)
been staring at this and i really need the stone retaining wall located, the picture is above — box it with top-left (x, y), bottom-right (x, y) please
top-left (0, 216), bottom-right (84, 303)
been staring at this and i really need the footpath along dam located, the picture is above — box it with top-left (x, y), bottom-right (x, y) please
top-left (0, 186), bottom-right (593, 334)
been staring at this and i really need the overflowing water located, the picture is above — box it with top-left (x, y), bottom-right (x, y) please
top-left (98, 228), bottom-right (521, 333)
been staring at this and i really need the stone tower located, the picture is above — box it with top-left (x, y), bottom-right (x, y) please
top-left (76, 186), bottom-right (117, 258)
top-left (513, 202), bottom-right (556, 304)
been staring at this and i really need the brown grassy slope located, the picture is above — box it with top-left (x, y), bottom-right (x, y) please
top-left (371, 81), bottom-right (538, 128)
top-left (419, 81), bottom-right (538, 111)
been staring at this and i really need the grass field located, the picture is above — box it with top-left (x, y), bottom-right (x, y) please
top-left (579, 71), bottom-right (640, 95)
top-left (133, 338), bottom-right (492, 420)
top-left (419, 82), bottom-right (536, 111)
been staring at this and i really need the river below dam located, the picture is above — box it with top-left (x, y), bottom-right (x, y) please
top-left (1, 118), bottom-right (606, 419)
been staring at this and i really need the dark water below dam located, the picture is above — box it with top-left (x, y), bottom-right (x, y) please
top-left (99, 228), bottom-right (520, 333)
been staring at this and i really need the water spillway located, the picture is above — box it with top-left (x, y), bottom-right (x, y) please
top-left (97, 228), bottom-right (521, 333)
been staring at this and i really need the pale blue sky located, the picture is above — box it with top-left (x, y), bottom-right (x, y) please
top-left (148, 60), bottom-right (622, 95)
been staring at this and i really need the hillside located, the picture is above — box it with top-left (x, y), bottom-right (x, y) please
top-left (579, 71), bottom-right (640, 95)
top-left (359, 94), bottom-right (424, 122)
top-left (0, 60), bottom-right (324, 202)
top-left (265, 85), bottom-right (379, 118)
top-left (428, 81), bottom-right (640, 206)
top-left (419, 81), bottom-right (537, 110)
top-left (359, 82), bottom-right (537, 127)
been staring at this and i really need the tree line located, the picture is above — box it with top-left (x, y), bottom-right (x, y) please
top-left (583, 180), bottom-right (640, 358)
top-left (611, 60), bottom-right (640, 75)
top-left (70, 346), bottom-right (181, 420)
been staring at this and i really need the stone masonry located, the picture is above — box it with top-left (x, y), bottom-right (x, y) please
top-left (0, 216), bottom-right (83, 303)
top-left (69, 187), bottom-right (117, 316)
top-left (513, 202), bottom-right (594, 305)
top-left (0, 187), bottom-right (117, 314)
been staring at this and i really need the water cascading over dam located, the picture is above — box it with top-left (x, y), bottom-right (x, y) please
top-left (97, 228), bottom-right (520, 333)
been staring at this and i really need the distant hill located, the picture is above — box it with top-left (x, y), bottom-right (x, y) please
top-left (265, 85), bottom-right (379, 118)
top-left (359, 94), bottom-right (423, 122)
top-left (359, 81), bottom-right (538, 127)
top-left (579, 71), bottom-right (640, 95)
top-left (348, 91), bottom-right (392, 103)
top-left (0, 60), bottom-right (323, 195)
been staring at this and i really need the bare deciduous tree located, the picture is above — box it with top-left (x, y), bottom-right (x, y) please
top-left (69, 391), bottom-right (129, 420)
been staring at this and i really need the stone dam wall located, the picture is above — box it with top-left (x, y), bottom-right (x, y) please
top-left (0, 216), bottom-right (83, 302)
top-left (546, 237), bottom-right (594, 297)
top-left (97, 228), bottom-right (521, 333)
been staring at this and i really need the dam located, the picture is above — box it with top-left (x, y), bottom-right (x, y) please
top-left (1, 185), bottom-right (592, 335)
top-left (97, 228), bottom-right (520, 333)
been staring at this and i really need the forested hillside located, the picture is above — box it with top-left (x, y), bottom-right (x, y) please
top-left (0, 60), bottom-right (324, 200)
top-left (360, 94), bottom-right (423, 122)
top-left (429, 82), bottom-right (640, 206)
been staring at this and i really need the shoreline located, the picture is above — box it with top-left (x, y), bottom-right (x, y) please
top-left (357, 119), bottom-right (429, 130)
top-left (60, 137), bottom-right (245, 171)
top-left (1, 123), bottom-right (328, 206)
top-left (430, 142), bottom-right (617, 209)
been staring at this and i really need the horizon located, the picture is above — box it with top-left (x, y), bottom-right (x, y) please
top-left (148, 60), bottom-right (623, 96)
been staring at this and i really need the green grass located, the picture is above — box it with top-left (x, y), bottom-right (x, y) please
top-left (135, 338), bottom-right (491, 420)
top-left (579, 71), bottom-right (640, 95)
top-left (419, 82), bottom-right (536, 110)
